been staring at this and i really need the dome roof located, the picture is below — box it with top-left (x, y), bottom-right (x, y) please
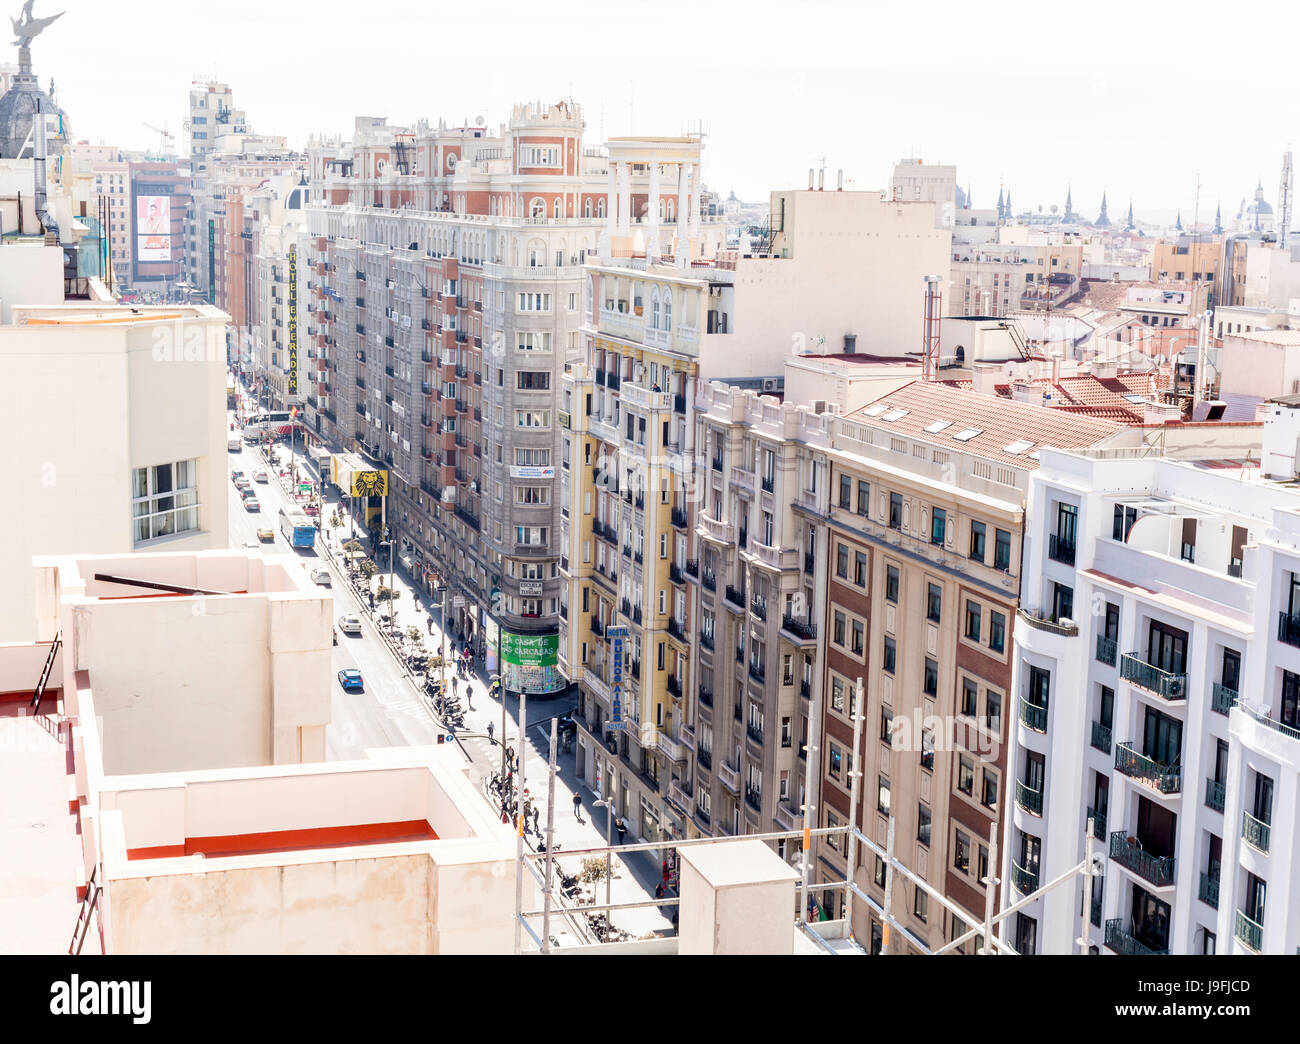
top-left (0, 72), bottom-right (67, 159)
top-left (1251, 199), bottom-right (1274, 215)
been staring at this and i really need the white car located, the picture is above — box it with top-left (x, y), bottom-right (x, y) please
top-left (253, 470), bottom-right (269, 483)
top-left (227, 437), bottom-right (241, 452)
top-left (337, 615), bottom-right (362, 636)
top-left (310, 567), bottom-right (331, 586)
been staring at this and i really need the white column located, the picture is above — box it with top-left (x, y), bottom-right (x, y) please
top-left (606, 161), bottom-right (616, 237)
top-left (687, 162), bottom-right (701, 245)
top-left (647, 161), bottom-right (661, 261)
top-left (617, 160), bottom-right (632, 235)
top-left (675, 163), bottom-right (689, 268)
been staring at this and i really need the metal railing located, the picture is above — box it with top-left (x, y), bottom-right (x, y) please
top-left (1010, 860), bottom-right (1039, 895)
top-left (1235, 910), bottom-right (1263, 952)
top-left (1120, 653), bottom-right (1187, 701)
top-left (1211, 683), bottom-right (1238, 715)
top-left (1014, 780), bottom-right (1043, 816)
top-left (1091, 720), bottom-right (1112, 754)
top-left (1019, 696), bottom-right (1048, 732)
top-left (1115, 742), bottom-right (1181, 794)
top-left (1279, 610), bottom-right (1300, 647)
top-left (1086, 805), bottom-right (1106, 840)
top-left (1242, 810), bottom-right (1271, 852)
top-left (1109, 832), bottom-right (1176, 887)
top-left (1105, 919), bottom-right (1168, 956)
top-left (1048, 534), bottom-right (1076, 566)
top-left (1205, 778), bottom-right (1226, 812)
top-left (1199, 872), bottom-right (1219, 909)
top-left (1096, 635), bottom-right (1117, 666)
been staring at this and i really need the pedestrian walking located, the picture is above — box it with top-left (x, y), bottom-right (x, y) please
top-left (615, 817), bottom-right (627, 844)
top-left (487, 721), bottom-right (495, 744)
top-left (531, 806), bottom-right (540, 836)
top-left (655, 882), bottom-right (665, 900)
top-left (572, 793), bottom-right (582, 821)
top-left (451, 676), bottom-right (458, 697)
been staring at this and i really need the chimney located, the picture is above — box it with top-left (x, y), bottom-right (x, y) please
top-left (836, 169), bottom-right (843, 191)
top-left (817, 168), bottom-right (824, 192)
top-left (1143, 399), bottom-right (1180, 425)
top-left (1050, 349), bottom-right (1063, 385)
top-left (1011, 382), bottom-right (1045, 406)
top-left (972, 363), bottom-right (1000, 397)
top-left (808, 168), bottom-right (815, 190)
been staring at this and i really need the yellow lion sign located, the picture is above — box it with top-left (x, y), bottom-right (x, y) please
top-left (349, 470), bottom-right (388, 497)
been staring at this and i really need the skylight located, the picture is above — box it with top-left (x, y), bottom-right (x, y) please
top-left (862, 404), bottom-right (889, 417)
top-left (952, 427), bottom-right (983, 442)
top-left (924, 420), bottom-right (953, 434)
top-left (882, 409), bottom-right (910, 422)
top-left (1122, 394), bottom-right (1145, 403)
top-left (1003, 439), bottom-right (1035, 455)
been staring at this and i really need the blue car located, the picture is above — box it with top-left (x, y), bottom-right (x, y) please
top-left (337, 669), bottom-right (364, 692)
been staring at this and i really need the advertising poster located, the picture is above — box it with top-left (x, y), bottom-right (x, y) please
top-left (136, 195), bottom-right (171, 261)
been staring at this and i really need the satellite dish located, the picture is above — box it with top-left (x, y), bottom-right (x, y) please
top-left (475, 115), bottom-right (486, 126)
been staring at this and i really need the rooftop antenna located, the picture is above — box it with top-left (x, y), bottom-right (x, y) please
top-left (1192, 171), bottom-right (1200, 242)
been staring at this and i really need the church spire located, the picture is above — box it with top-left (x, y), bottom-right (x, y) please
top-left (1064, 184), bottom-right (1075, 221)
top-left (1095, 191), bottom-right (1111, 227)
top-left (996, 186), bottom-right (1004, 221)
top-left (1125, 199), bottom-right (1135, 230)
top-left (1005, 189), bottom-right (1012, 220)
top-left (1175, 211), bottom-right (1183, 232)
top-left (1213, 202), bottom-right (1223, 235)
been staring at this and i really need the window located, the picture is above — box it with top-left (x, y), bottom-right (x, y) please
top-left (517, 292), bottom-right (552, 312)
top-left (889, 492), bottom-right (903, 529)
top-left (981, 768), bottom-right (999, 810)
top-left (913, 888), bottom-right (928, 923)
top-left (964, 600), bottom-right (981, 642)
top-left (921, 728), bottom-right (934, 770)
top-left (516, 332), bottom-right (552, 352)
top-left (854, 552), bottom-right (867, 588)
top-left (877, 775), bottom-right (891, 815)
top-left (839, 474), bottom-right (852, 509)
top-left (851, 619), bottom-right (864, 656)
top-left (514, 486), bottom-right (550, 505)
top-left (830, 675), bottom-right (846, 714)
top-left (960, 677), bottom-right (978, 717)
top-left (917, 803), bottom-right (931, 847)
top-left (883, 636), bottom-right (896, 674)
top-left (994, 528), bottom-right (1012, 571)
top-left (885, 565), bottom-right (899, 603)
top-left (833, 610), bottom-right (846, 647)
top-left (954, 830), bottom-right (971, 872)
top-left (1113, 504), bottom-right (1138, 542)
top-left (931, 508), bottom-right (947, 546)
top-left (836, 544), bottom-right (849, 579)
top-left (923, 657), bottom-right (938, 696)
top-left (874, 856), bottom-right (886, 888)
top-left (985, 690), bottom-right (1002, 734)
top-left (970, 521), bottom-right (986, 562)
top-left (881, 706), bottom-right (894, 743)
top-left (957, 755), bottom-right (974, 795)
top-left (515, 410), bottom-right (551, 429)
top-left (927, 583), bottom-right (942, 622)
top-left (989, 611), bottom-right (1006, 653)
top-left (132, 459), bottom-right (199, 543)
top-left (517, 371), bottom-right (551, 390)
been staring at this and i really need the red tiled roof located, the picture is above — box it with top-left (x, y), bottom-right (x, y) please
top-left (848, 381), bottom-right (1123, 469)
top-left (939, 370), bottom-right (1172, 422)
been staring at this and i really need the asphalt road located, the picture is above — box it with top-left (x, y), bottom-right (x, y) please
top-left (225, 414), bottom-right (445, 760)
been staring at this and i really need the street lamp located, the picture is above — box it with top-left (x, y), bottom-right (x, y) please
top-left (593, 797), bottom-right (614, 910)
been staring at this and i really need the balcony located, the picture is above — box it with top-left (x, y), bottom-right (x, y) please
top-left (746, 721), bottom-right (764, 745)
top-left (1091, 720), bottom-right (1112, 754)
top-left (667, 778), bottom-right (693, 813)
top-left (775, 802), bottom-right (799, 832)
top-left (698, 513), bottom-right (735, 545)
top-left (748, 662), bottom-right (766, 685)
top-left (1096, 635), bottom-right (1117, 666)
top-left (745, 786), bottom-right (762, 813)
top-left (658, 730), bottom-right (687, 763)
top-left (750, 598), bottom-right (767, 622)
top-left (1120, 653), bottom-right (1187, 702)
top-left (1211, 683), bottom-right (1239, 716)
top-left (1010, 860), bottom-right (1039, 895)
top-left (699, 629), bottom-right (714, 651)
top-left (590, 617), bottom-right (604, 637)
top-left (1105, 919), bottom-right (1169, 956)
top-left (724, 585), bottom-right (746, 609)
top-left (666, 617), bottom-right (687, 644)
top-left (1199, 872), bottom-right (1220, 909)
top-left (701, 571), bottom-right (717, 593)
top-left (1019, 696), bottom-right (1048, 733)
top-left (1205, 778), bottom-right (1225, 813)
top-left (718, 759), bottom-right (740, 793)
top-left (780, 615), bottom-right (818, 646)
top-left (1279, 610), bottom-right (1300, 647)
top-left (1115, 742), bottom-right (1181, 794)
top-left (730, 467), bottom-right (756, 494)
top-left (803, 552), bottom-right (815, 575)
top-left (1235, 910), bottom-right (1263, 952)
top-left (671, 507), bottom-right (688, 529)
top-left (698, 686), bottom-right (713, 708)
top-left (800, 679), bottom-right (811, 700)
top-left (621, 382), bottom-right (672, 411)
top-left (1109, 832), bottom-right (1176, 888)
top-left (667, 675), bottom-right (683, 699)
top-left (669, 562), bottom-right (685, 585)
top-left (1242, 811), bottom-right (1271, 853)
top-left (694, 804), bottom-right (711, 829)
top-left (748, 540), bottom-right (798, 571)
top-left (697, 747), bottom-right (712, 771)
top-left (1014, 780), bottom-right (1043, 816)
top-left (1047, 534), bottom-right (1076, 566)
top-left (1086, 806), bottom-right (1106, 841)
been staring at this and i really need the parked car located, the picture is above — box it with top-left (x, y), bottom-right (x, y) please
top-left (230, 470), bottom-right (245, 483)
top-left (337, 615), bottom-right (362, 636)
top-left (337, 669), bottom-right (364, 692)
top-left (309, 567), bottom-right (331, 586)
top-left (244, 498), bottom-right (261, 512)
top-left (240, 487), bottom-right (258, 500)
top-left (253, 470), bottom-right (269, 483)
top-left (227, 437), bottom-right (241, 452)
top-left (256, 527), bottom-right (274, 542)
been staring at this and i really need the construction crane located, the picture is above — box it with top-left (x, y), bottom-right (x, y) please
top-left (143, 122), bottom-right (175, 159)
top-left (1279, 150), bottom-right (1293, 250)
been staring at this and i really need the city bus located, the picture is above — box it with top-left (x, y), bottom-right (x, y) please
top-left (242, 411), bottom-right (295, 442)
top-left (278, 508), bottom-right (316, 549)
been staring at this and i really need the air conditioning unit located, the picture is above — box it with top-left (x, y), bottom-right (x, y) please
top-left (762, 378), bottom-right (778, 391)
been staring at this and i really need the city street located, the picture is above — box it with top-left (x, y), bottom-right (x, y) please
top-left (228, 393), bottom-right (673, 941)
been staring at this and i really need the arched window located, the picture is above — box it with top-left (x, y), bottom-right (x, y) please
top-left (553, 197), bottom-right (562, 219)
top-left (584, 197), bottom-right (593, 218)
top-left (663, 293), bottom-right (672, 331)
top-left (530, 197), bottom-right (546, 219)
top-left (666, 198), bottom-right (675, 222)
top-left (597, 198), bottom-right (606, 219)
top-left (651, 289), bottom-right (660, 330)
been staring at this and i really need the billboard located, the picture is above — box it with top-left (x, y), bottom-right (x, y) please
top-left (498, 631), bottom-right (563, 695)
top-left (287, 247), bottom-right (298, 396)
top-left (136, 195), bottom-right (171, 261)
top-left (348, 470), bottom-right (388, 498)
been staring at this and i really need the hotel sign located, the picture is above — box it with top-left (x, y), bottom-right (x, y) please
top-left (607, 625), bottom-right (628, 730)
top-left (287, 246), bottom-right (299, 396)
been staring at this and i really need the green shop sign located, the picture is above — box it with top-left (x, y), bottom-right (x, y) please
top-left (500, 632), bottom-right (559, 668)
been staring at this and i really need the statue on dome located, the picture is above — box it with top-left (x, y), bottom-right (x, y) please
top-left (12, 0), bottom-right (63, 50)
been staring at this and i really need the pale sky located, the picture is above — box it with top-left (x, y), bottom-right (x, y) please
top-left (36, 0), bottom-right (1296, 224)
